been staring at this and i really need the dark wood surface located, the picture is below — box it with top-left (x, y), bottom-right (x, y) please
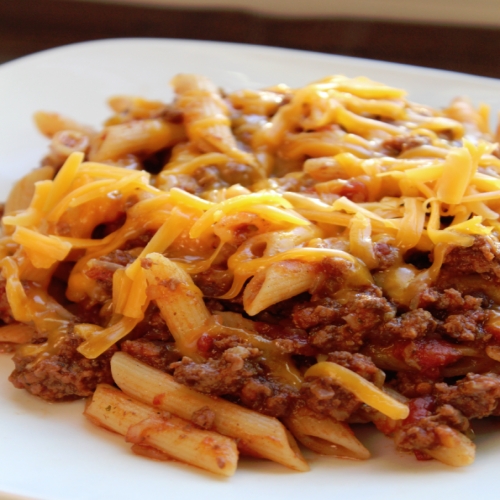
top-left (1, 0), bottom-right (500, 79)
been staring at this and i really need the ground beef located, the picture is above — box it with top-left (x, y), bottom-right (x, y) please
top-left (192, 268), bottom-right (233, 297)
top-left (9, 333), bottom-right (116, 401)
top-left (254, 322), bottom-right (315, 357)
top-left (217, 161), bottom-right (256, 187)
top-left (254, 293), bottom-right (310, 325)
top-left (194, 334), bottom-right (256, 357)
top-left (299, 287), bottom-right (395, 353)
top-left (239, 377), bottom-right (297, 417)
top-left (161, 173), bottom-right (201, 194)
top-left (417, 287), bottom-right (484, 317)
top-left (309, 256), bottom-right (357, 298)
top-left (308, 324), bottom-right (366, 354)
top-left (440, 309), bottom-right (487, 342)
top-left (171, 346), bottom-right (261, 395)
top-left (73, 299), bottom-right (107, 326)
top-left (83, 265), bottom-right (116, 297)
top-left (390, 372), bottom-right (438, 399)
top-left (441, 236), bottom-right (500, 279)
top-left (378, 309), bottom-right (437, 342)
top-left (121, 339), bottom-right (181, 372)
top-left (292, 303), bottom-right (341, 330)
top-left (373, 242), bottom-right (400, 271)
top-left (192, 166), bottom-right (227, 191)
top-left (330, 290), bottom-right (396, 334)
top-left (434, 372), bottom-right (500, 419)
top-left (128, 303), bottom-right (173, 342)
top-left (393, 397), bottom-right (469, 455)
top-left (171, 343), bottom-right (296, 417)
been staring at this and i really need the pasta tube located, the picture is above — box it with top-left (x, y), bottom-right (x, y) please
top-left (85, 384), bottom-right (239, 476)
top-left (111, 352), bottom-right (309, 472)
top-left (285, 406), bottom-right (370, 460)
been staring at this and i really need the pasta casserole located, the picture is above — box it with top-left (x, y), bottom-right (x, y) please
top-left (2, 73), bottom-right (500, 475)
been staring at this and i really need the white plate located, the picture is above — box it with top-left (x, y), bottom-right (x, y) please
top-left (2, 38), bottom-right (500, 500)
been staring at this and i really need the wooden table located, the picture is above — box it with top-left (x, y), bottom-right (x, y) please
top-left (1, 0), bottom-right (499, 78)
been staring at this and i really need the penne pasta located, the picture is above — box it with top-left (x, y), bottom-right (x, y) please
top-left (85, 384), bottom-right (239, 476)
top-left (33, 111), bottom-right (95, 138)
top-left (172, 74), bottom-right (259, 171)
top-left (285, 406), bottom-right (370, 460)
top-left (111, 352), bottom-right (309, 472)
top-left (90, 120), bottom-right (186, 162)
top-left (142, 252), bottom-right (211, 359)
top-left (243, 260), bottom-right (318, 316)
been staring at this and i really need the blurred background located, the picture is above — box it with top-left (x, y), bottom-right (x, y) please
top-left (1, 0), bottom-right (500, 77)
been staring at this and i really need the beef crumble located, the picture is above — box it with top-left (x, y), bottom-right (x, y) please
top-left (393, 398), bottom-right (470, 455)
top-left (434, 372), bottom-right (500, 419)
top-left (295, 286), bottom-right (395, 353)
top-left (171, 346), bottom-right (261, 395)
top-left (442, 236), bottom-right (500, 279)
top-left (9, 333), bottom-right (116, 401)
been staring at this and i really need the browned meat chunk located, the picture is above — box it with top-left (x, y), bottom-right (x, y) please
top-left (9, 333), bottom-right (116, 401)
top-left (391, 372), bottom-right (437, 399)
top-left (373, 242), bottom-right (400, 270)
top-left (442, 236), bottom-right (500, 278)
top-left (379, 309), bottom-right (437, 342)
top-left (171, 343), bottom-right (296, 417)
top-left (171, 346), bottom-right (261, 395)
top-left (301, 376), bottom-right (360, 421)
top-left (292, 304), bottom-right (341, 330)
top-left (440, 309), bottom-right (486, 342)
top-left (395, 405), bottom-right (469, 453)
top-left (128, 304), bottom-right (173, 342)
top-left (434, 372), bottom-right (500, 419)
top-left (300, 287), bottom-right (395, 353)
top-left (121, 339), bottom-right (181, 372)
top-left (417, 287), bottom-right (484, 316)
top-left (192, 268), bottom-right (233, 297)
top-left (393, 397), bottom-right (469, 456)
top-left (240, 378), bottom-right (296, 418)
